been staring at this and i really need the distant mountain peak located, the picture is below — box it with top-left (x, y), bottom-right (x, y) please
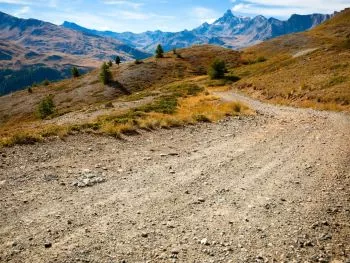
top-left (223, 9), bottom-right (234, 17)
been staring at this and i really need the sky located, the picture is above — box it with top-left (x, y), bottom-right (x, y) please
top-left (0, 0), bottom-right (349, 33)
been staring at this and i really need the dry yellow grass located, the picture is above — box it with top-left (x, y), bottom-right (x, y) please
top-left (0, 90), bottom-right (251, 147)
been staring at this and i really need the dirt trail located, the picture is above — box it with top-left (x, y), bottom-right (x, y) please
top-left (0, 91), bottom-right (349, 263)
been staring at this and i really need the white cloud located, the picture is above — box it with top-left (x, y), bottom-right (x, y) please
top-left (102, 0), bottom-right (143, 9)
top-left (231, 0), bottom-right (350, 17)
top-left (192, 7), bottom-right (219, 24)
top-left (13, 5), bottom-right (29, 16)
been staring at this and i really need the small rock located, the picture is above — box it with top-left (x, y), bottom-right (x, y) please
top-left (201, 238), bottom-right (209, 245)
top-left (198, 198), bottom-right (205, 203)
top-left (44, 242), bottom-right (52, 248)
top-left (141, 232), bottom-right (148, 238)
top-left (171, 248), bottom-right (180, 254)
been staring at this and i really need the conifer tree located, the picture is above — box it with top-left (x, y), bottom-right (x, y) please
top-left (155, 44), bottom-right (164, 58)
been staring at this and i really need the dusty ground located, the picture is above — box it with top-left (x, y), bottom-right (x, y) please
top-left (0, 91), bottom-right (349, 263)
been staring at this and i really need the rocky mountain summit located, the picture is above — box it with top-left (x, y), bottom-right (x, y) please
top-left (63, 10), bottom-right (331, 51)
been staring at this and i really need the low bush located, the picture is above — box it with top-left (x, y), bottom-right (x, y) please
top-left (208, 59), bottom-right (227, 79)
top-left (37, 95), bottom-right (55, 119)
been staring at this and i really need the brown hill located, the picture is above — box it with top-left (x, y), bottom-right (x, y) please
top-left (0, 45), bottom-right (247, 146)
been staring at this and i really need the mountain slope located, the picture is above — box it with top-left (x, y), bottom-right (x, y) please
top-left (63, 10), bottom-right (331, 51)
top-left (0, 12), bottom-right (151, 95)
top-left (0, 11), bottom-right (149, 61)
top-left (0, 45), bottom-right (241, 127)
top-left (233, 8), bottom-right (350, 111)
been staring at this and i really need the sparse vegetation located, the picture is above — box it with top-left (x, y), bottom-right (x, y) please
top-left (256, 56), bottom-right (267, 63)
top-left (108, 60), bottom-right (113, 67)
top-left (71, 67), bottom-right (80, 78)
top-left (155, 44), bottom-right (164, 58)
top-left (0, 45), bottom-right (249, 147)
top-left (37, 95), bottom-right (55, 119)
top-left (99, 62), bottom-right (112, 85)
top-left (27, 87), bottom-right (33, 93)
top-left (42, 79), bottom-right (50, 86)
top-left (208, 59), bottom-right (227, 79)
top-left (134, 59), bottom-right (143, 65)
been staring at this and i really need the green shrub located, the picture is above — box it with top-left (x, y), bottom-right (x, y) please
top-left (99, 62), bottom-right (112, 85)
top-left (225, 75), bottom-right (241, 82)
top-left (208, 59), bottom-right (227, 79)
top-left (27, 87), bottom-right (33, 93)
top-left (37, 95), bottom-right (55, 119)
top-left (135, 59), bottom-right (143, 65)
top-left (42, 79), bottom-right (50, 86)
top-left (257, 56), bottom-right (267, 63)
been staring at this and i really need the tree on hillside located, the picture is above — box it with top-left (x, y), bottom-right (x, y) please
top-left (108, 60), bottom-right (113, 67)
top-left (100, 62), bottom-right (112, 85)
top-left (155, 44), bottom-right (164, 58)
top-left (37, 95), bottom-right (55, 119)
top-left (71, 66), bottom-right (80, 78)
top-left (208, 59), bottom-right (227, 79)
top-left (115, 56), bottom-right (121, 66)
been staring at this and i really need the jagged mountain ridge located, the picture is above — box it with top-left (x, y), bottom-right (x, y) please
top-left (63, 10), bottom-right (331, 52)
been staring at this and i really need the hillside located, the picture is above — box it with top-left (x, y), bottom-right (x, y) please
top-left (0, 45), bottom-right (246, 146)
top-left (232, 8), bottom-right (350, 111)
top-left (0, 12), bottom-right (150, 95)
top-left (63, 10), bottom-right (330, 52)
top-left (0, 9), bottom-right (349, 263)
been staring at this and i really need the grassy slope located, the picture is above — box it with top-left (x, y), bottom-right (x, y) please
top-left (233, 8), bottom-right (350, 111)
top-left (0, 45), bottom-right (250, 146)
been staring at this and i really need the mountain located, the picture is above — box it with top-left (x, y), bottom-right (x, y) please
top-left (63, 10), bottom-right (331, 52)
top-left (0, 8), bottom-right (349, 148)
top-left (0, 11), bottom-right (150, 95)
top-left (233, 8), bottom-right (350, 111)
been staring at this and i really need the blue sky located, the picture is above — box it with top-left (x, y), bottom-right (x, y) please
top-left (0, 0), bottom-right (349, 33)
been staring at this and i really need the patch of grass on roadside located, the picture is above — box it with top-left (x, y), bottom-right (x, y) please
top-left (136, 95), bottom-right (179, 114)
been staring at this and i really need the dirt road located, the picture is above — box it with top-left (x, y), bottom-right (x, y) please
top-left (1, 91), bottom-right (349, 262)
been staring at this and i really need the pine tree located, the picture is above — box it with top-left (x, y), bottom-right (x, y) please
top-left (155, 44), bottom-right (164, 58)
top-left (108, 60), bottom-right (113, 67)
top-left (115, 56), bottom-right (121, 66)
top-left (71, 67), bottom-right (80, 78)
